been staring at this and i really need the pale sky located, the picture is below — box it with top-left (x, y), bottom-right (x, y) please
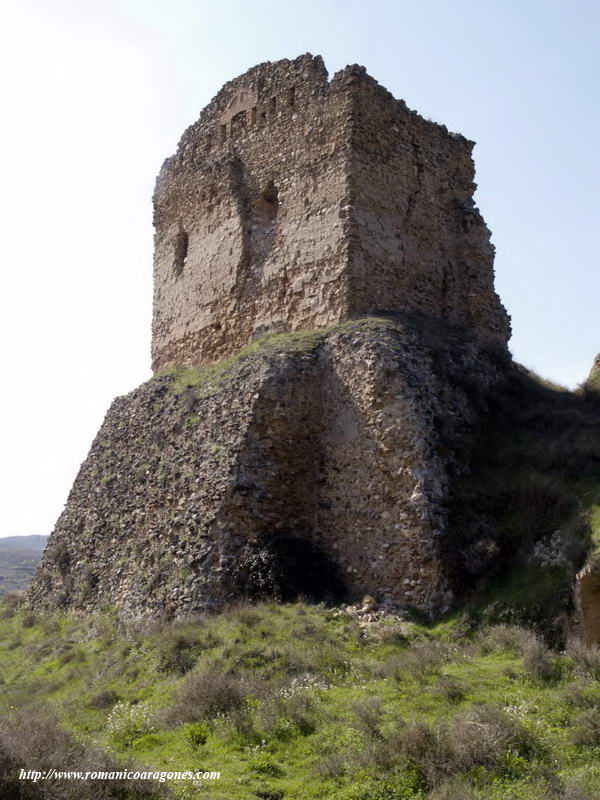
top-left (0, 0), bottom-right (598, 538)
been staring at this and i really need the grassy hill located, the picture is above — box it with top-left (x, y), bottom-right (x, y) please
top-left (0, 535), bottom-right (47, 596)
top-left (2, 600), bottom-right (600, 799)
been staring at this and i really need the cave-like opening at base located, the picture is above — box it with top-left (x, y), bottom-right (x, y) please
top-left (230, 532), bottom-right (348, 605)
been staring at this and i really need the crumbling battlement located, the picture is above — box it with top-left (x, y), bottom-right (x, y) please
top-left (152, 54), bottom-right (510, 371)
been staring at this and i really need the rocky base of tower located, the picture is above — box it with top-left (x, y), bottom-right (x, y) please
top-left (29, 315), bottom-right (509, 618)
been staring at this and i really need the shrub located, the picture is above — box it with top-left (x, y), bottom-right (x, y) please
top-left (447, 704), bottom-right (537, 771)
top-left (183, 721), bottom-right (209, 748)
top-left (313, 727), bottom-right (363, 778)
top-left (164, 663), bottom-right (264, 725)
top-left (0, 592), bottom-right (25, 618)
top-left (479, 624), bottom-right (537, 655)
top-left (433, 674), bottom-right (466, 703)
top-left (388, 720), bottom-right (441, 779)
top-left (567, 640), bottom-right (600, 680)
top-left (571, 708), bottom-right (600, 746)
top-left (352, 696), bottom-right (384, 740)
top-left (261, 690), bottom-right (318, 740)
top-left (255, 790), bottom-right (284, 800)
top-left (235, 606), bottom-right (263, 627)
top-left (556, 781), bottom-right (594, 800)
top-left (373, 621), bottom-right (409, 646)
top-left (523, 638), bottom-right (563, 683)
top-left (427, 776), bottom-right (476, 800)
top-left (57, 644), bottom-right (86, 665)
top-left (226, 703), bottom-right (262, 746)
top-left (382, 704), bottom-right (539, 788)
top-left (156, 634), bottom-right (199, 675)
top-left (384, 640), bottom-right (449, 683)
top-left (562, 680), bottom-right (600, 710)
top-left (106, 701), bottom-right (155, 748)
top-left (89, 689), bottom-right (120, 710)
top-left (559, 781), bottom-right (596, 800)
top-left (337, 767), bottom-right (425, 799)
top-left (314, 751), bottom-right (347, 779)
top-left (0, 704), bottom-right (167, 798)
top-left (249, 752), bottom-right (284, 777)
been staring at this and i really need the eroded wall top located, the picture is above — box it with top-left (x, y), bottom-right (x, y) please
top-left (151, 54), bottom-right (510, 371)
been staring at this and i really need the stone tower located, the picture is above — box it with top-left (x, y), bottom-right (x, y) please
top-left (30, 56), bottom-right (513, 618)
top-left (152, 54), bottom-right (510, 371)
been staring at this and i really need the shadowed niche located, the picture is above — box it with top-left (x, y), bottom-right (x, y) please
top-left (230, 531), bottom-right (347, 604)
top-left (173, 227), bottom-right (189, 277)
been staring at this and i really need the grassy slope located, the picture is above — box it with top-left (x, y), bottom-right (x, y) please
top-left (2, 602), bottom-right (600, 800)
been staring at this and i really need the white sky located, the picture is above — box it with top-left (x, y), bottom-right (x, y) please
top-left (0, 0), bottom-right (598, 538)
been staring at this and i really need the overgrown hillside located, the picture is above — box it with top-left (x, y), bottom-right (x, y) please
top-left (2, 599), bottom-right (600, 799)
top-left (3, 362), bottom-right (599, 799)
top-left (446, 365), bottom-right (600, 643)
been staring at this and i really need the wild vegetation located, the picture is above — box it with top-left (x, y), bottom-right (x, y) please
top-left (2, 597), bottom-right (600, 799)
top-left (447, 363), bottom-right (600, 644)
top-left (3, 355), bottom-right (599, 798)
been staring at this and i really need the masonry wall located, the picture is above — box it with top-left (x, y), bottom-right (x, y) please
top-left (29, 56), bottom-right (517, 619)
top-left (345, 67), bottom-right (510, 343)
top-left (151, 55), bottom-right (510, 372)
top-left (30, 317), bottom-right (505, 617)
top-left (152, 55), bottom-right (354, 371)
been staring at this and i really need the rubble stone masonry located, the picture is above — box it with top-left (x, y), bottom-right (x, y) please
top-left (31, 56), bottom-right (514, 617)
top-left (151, 54), bottom-right (510, 371)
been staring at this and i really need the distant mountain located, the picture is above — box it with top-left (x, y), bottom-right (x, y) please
top-left (0, 535), bottom-right (48, 595)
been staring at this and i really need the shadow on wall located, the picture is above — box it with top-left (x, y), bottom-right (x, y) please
top-left (445, 363), bottom-right (600, 646)
top-left (230, 532), bottom-right (347, 604)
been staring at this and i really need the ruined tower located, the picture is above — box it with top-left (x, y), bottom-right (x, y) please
top-left (152, 54), bottom-right (509, 371)
top-left (30, 56), bottom-right (513, 618)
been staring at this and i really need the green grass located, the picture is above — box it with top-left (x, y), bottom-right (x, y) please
top-left (155, 316), bottom-right (400, 399)
top-left (2, 601), bottom-right (600, 799)
top-left (156, 328), bottom-right (330, 399)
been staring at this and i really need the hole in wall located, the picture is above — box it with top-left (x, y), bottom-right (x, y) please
top-left (259, 180), bottom-right (279, 220)
top-left (251, 106), bottom-right (257, 125)
top-left (220, 124), bottom-right (227, 143)
top-left (247, 179), bottom-right (279, 268)
top-left (231, 110), bottom-right (246, 136)
top-left (269, 97), bottom-right (276, 115)
top-left (173, 228), bottom-right (189, 277)
top-left (288, 86), bottom-right (295, 108)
